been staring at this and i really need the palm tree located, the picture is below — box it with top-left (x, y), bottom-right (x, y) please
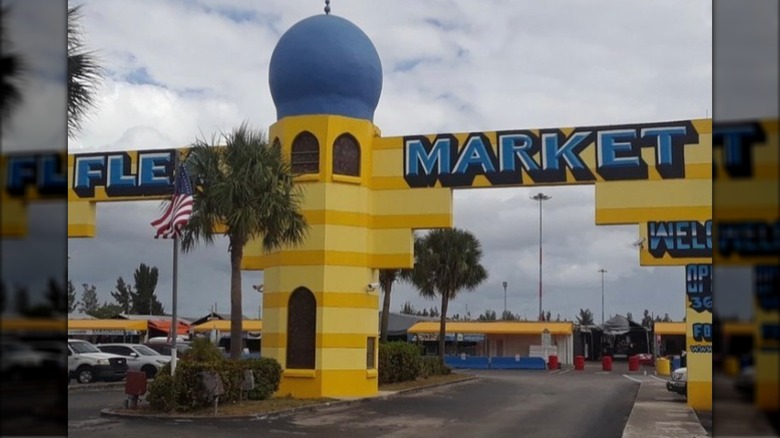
top-left (1, 6), bottom-right (24, 121)
top-left (379, 268), bottom-right (412, 342)
top-left (181, 123), bottom-right (308, 359)
top-left (576, 308), bottom-right (595, 326)
top-left (407, 228), bottom-right (488, 365)
top-left (68, 5), bottom-right (101, 138)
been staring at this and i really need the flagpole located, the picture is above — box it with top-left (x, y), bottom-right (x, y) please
top-left (170, 150), bottom-right (180, 376)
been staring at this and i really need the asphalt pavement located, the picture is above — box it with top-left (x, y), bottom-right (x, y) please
top-left (712, 372), bottom-right (778, 437)
top-left (69, 367), bottom-right (640, 438)
top-left (2, 380), bottom-right (67, 436)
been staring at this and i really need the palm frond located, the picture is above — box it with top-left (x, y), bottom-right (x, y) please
top-left (178, 122), bottom-right (309, 254)
top-left (1, 6), bottom-right (25, 120)
top-left (67, 5), bottom-right (102, 138)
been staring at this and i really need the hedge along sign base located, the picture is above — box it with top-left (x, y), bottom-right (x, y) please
top-left (46, 13), bottom-right (720, 405)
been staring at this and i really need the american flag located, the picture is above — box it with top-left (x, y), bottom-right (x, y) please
top-left (151, 164), bottom-right (194, 239)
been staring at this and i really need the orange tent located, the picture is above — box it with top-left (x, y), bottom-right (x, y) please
top-left (148, 319), bottom-right (190, 335)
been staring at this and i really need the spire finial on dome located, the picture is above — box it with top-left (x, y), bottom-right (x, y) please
top-left (324, 0), bottom-right (331, 15)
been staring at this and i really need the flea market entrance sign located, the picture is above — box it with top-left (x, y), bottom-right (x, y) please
top-left (5, 11), bottom-right (717, 409)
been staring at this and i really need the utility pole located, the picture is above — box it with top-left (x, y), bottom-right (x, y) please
top-left (502, 281), bottom-right (508, 315)
top-left (531, 193), bottom-right (551, 320)
top-left (599, 268), bottom-right (607, 324)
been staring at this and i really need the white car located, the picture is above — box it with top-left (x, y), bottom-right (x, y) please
top-left (67, 339), bottom-right (128, 384)
top-left (666, 367), bottom-right (687, 397)
top-left (1, 337), bottom-right (62, 382)
top-left (97, 343), bottom-right (171, 378)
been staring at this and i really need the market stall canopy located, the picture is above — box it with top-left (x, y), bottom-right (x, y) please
top-left (148, 319), bottom-right (190, 335)
top-left (601, 315), bottom-right (646, 335)
top-left (722, 321), bottom-right (753, 336)
top-left (2, 318), bottom-right (66, 331)
top-left (68, 312), bottom-right (96, 320)
top-left (653, 322), bottom-right (686, 336)
top-left (408, 321), bottom-right (573, 335)
top-left (379, 312), bottom-right (438, 337)
top-left (68, 319), bottom-right (147, 331)
top-left (192, 320), bottom-right (263, 332)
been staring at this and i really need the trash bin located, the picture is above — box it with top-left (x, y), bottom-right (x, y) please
top-left (628, 356), bottom-right (640, 371)
top-left (125, 370), bottom-right (147, 409)
top-left (602, 355), bottom-right (613, 371)
top-left (548, 355), bottom-right (559, 370)
top-left (724, 355), bottom-right (740, 377)
top-left (671, 355), bottom-right (681, 370)
top-left (656, 357), bottom-right (671, 376)
top-left (574, 355), bottom-right (585, 371)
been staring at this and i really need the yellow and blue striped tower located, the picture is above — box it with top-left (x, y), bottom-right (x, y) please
top-left (244, 12), bottom-right (453, 398)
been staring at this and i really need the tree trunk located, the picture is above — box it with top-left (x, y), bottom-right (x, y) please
top-left (380, 281), bottom-right (392, 342)
top-left (229, 236), bottom-right (244, 360)
top-left (438, 291), bottom-right (449, 366)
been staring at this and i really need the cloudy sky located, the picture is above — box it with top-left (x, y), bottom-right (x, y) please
top-left (2, 0), bottom-right (739, 322)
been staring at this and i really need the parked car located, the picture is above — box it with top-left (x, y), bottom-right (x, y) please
top-left (636, 353), bottom-right (653, 366)
top-left (666, 367), bottom-right (687, 397)
top-left (97, 343), bottom-right (171, 378)
top-left (144, 341), bottom-right (191, 357)
top-left (735, 365), bottom-right (755, 398)
top-left (1, 337), bottom-right (62, 382)
top-left (67, 339), bottom-right (128, 384)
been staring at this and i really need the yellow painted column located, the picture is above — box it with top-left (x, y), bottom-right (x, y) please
top-left (714, 119), bottom-right (779, 413)
top-left (754, 265), bottom-right (779, 411)
top-left (685, 263), bottom-right (713, 410)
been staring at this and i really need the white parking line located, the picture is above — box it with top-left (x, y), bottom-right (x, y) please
top-left (622, 374), bottom-right (643, 383)
top-left (559, 369), bottom-right (572, 375)
top-left (650, 375), bottom-right (667, 383)
top-left (549, 369), bottom-right (561, 374)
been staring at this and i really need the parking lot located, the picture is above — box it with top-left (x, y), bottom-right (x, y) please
top-left (69, 365), bottom-right (644, 438)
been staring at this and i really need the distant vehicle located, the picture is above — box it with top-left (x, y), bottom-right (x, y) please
top-left (67, 339), bottom-right (128, 384)
top-left (1, 337), bottom-right (62, 382)
top-left (144, 340), bottom-right (191, 357)
top-left (147, 336), bottom-right (189, 344)
top-left (97, 343), bottom-right (171, 378)
top-left (735, 366), bottom-right (755, 399)
top-left (636, 353), bottom-right (653, 366)
top-left (28, 340), bottom-right (68, 357)
top-left (666, 367), bottom-right (687, 397)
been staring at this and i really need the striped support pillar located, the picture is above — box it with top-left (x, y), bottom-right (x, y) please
top-left (243, 114), bottom-right (453, 398)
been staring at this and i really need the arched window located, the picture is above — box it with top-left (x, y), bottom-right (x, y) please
top-left (291, 132), bottom-right (319, 174)
top-left (286, 287), bottom-right (316, 369)
top-left (272, 137), bottom-right (281, 150)
top-left (332, 134), bottom-right (360, 176)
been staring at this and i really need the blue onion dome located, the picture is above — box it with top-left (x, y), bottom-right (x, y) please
top-left (269, 14), bottom-right (383, 121)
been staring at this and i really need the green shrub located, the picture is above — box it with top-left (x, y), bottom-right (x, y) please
top-left (171, 360), bottom-right (221, 411)
top-left (217, 359), bottom-right (246, 403)
top-left (147, 369), bottom-right (175, 412)
top-left (184, 337), bottom-right (224, 362)
top-left (243, 357), bottom-right (283, 400)
top-left (420, 356), bottom-right (451, 378)
top-left (378, 342), bottom-right (421, 384)
top-left (146, 355), bottom-right (283, 412)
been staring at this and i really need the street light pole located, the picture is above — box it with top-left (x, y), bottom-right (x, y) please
top-left (502, 281), bottom-right (508, 316)
top-left (599, 269), bottom-right (607, 324)
top-left (252, 284), bottom-right (264, 319)
top-left (531, 193), bottom-right (551, 320)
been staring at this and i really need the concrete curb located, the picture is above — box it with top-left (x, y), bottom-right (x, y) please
top-left (99, 375), bottom-right (478, 421)
top-left (69, 381), bottom-right (128, 392)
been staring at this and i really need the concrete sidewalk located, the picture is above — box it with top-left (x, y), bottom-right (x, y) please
top-left (622, 378), bottom-right (708, 438)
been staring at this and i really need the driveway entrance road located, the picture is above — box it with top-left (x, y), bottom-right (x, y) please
top-left (69, 368), bottom-right (639, 438)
